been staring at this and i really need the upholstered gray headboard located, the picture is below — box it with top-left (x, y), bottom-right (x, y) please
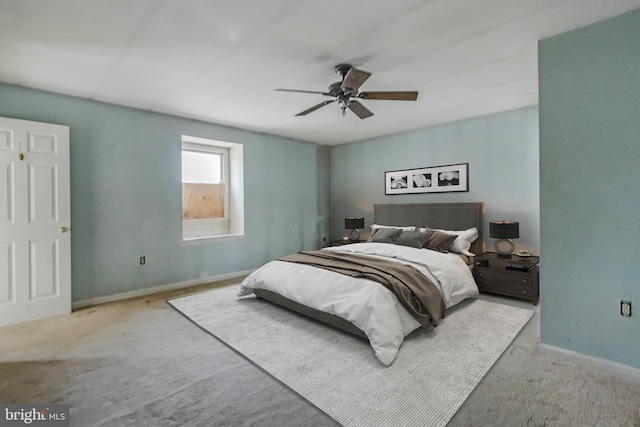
top-left (374, 202), bottom-right (485, 255)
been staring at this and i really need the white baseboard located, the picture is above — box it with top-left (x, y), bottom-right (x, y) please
top-left (72, 270), bottom-right (254, 310)
top-left (539, 343), bottom-right (640, 381)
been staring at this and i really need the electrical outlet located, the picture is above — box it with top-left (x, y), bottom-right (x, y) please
top-left (620, 301), bottom-right (632, 317)
top-left (139, 256), bottom-right (146, 265)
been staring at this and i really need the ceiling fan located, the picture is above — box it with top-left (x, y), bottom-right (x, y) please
top-left (275, 64), bottom-right (418, 119)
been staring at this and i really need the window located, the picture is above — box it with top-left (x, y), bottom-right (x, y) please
top-left (182, 144), bottom-right (228, 220)
top-left (181, 135), bottom-right (244, 240)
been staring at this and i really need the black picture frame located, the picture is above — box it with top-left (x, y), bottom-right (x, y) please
top-left (385, 163), bottom-right (469, 195)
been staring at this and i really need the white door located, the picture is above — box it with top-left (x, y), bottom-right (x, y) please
top-left (0, 117), bottom-right (71, 327)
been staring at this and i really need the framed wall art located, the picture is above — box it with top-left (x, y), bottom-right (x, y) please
top-left (385, 163), bottom-right (469, 195)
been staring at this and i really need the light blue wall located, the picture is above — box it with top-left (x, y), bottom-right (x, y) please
top-left (0, 83), bottom-right (330, 302)
top-left (331, 107), bottom-right (540, 252)
top-left (539, 9), bottom-right (640, 369)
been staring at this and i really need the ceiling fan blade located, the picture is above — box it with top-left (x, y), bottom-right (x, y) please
top-left (295, 100), bottom-right (336, 116)
top-left (275, 88), bottom-right (331, 96)
top-left (347, 101), bottom-right (374, 119)
top-left (358, 91), bottom-right (419, 101)
top-left (341, 67), bottom-right (372, 91)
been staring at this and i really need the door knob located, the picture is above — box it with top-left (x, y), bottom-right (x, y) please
top-left (59, 226), bottom-right (69, 233)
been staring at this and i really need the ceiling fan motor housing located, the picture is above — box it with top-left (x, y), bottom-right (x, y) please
top-left (328, 82), bottom-right (343, 96)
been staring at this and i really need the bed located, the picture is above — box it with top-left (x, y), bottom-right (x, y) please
top-left (238, 202), bottom-right (485, 365)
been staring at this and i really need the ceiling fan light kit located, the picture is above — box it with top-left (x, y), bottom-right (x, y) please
top-left (275, 64), bottom-right (418, 119)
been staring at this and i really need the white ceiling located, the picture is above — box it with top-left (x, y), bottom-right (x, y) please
top-left (2, 0), bottom-right (639, 146)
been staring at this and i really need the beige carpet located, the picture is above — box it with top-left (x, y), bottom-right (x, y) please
top-left (169, 285), bottom-right (533, 427)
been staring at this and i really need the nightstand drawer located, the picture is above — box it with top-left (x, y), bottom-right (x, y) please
top-left (475, 269), bottom-right (534, 296)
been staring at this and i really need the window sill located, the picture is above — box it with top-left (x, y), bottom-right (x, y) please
top-left (181, 233), bottom-right (246, 246)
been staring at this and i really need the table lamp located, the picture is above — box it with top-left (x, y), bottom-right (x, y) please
top-left (489, 221), bottom-right (519, 258)
top-left (345, 217), bottom-right (365, 241)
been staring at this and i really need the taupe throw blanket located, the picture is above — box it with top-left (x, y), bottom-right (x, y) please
top-left (279, 251), bottom-right (446, 327)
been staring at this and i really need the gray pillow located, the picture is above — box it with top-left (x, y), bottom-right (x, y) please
top-left (369, 227), bottom-right (402, 243)
top-left (425, 230), bottom-right (458, 252)
top-left (394, 230), bottom-right (433, 249)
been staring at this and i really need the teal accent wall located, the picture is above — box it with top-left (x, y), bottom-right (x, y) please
top-left (0, 83), bottom-right (329, 302)
top-left (331, 107), bottom-right (540, 252)
top-left (539, 9), bottom-right (640, 369)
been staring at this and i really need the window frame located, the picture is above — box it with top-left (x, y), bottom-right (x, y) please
top-left (181, 141), bottom-right (229, 221)
top-left (181, 135), bottom-right (244, 241)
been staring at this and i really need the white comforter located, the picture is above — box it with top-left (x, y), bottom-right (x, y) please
top-left (238, 243), bottom-right (478, 365)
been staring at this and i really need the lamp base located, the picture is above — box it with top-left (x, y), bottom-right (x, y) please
top-left (494, 239), bottom-right (515, 258)
top-left (349, 229), bottom-right (361, 241)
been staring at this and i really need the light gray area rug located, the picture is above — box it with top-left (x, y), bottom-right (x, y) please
top-left (169, 285), bottom-right (533, 427)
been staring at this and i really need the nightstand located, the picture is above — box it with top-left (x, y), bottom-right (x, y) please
top-left (331, 239), bottom-right (367, 246)
top-left (474, 252), bottom-right (540, 305)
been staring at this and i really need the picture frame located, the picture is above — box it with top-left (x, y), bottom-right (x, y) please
top-left (385, 163), bottom-right (469, 195)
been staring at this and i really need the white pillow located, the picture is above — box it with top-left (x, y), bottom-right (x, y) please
top-left (369, 224), bottom-right (416, 241)
top-left (419, 226), bottom-right (478, 256)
